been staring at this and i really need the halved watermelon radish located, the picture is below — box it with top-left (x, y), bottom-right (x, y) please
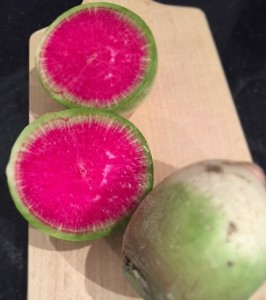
top-left (35, 3), bottom-right (157, 115)
top-left (6, 109), bottom-right (153, 241)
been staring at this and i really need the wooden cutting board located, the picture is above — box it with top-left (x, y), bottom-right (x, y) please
top-left (28, 0), bottom-right (266, 299)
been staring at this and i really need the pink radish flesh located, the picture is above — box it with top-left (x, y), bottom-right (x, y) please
top-left (15, 118), bottom-right (148, 232)
top-left (40, 8), bottom-right (149, 105)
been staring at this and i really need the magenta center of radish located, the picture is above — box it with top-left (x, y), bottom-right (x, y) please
top-left (15, 116), bottom-right (149, 232)
top-left (40, 8), bottom-right (149, 106)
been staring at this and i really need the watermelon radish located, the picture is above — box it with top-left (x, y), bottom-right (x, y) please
top-left (35, 3), bottom-right (157, 115)
top-left (6, 109), bottom-right (153, 241)
top-left (122, 160), bottom-right (266, 300)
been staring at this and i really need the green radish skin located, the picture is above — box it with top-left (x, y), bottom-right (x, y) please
top-left (6, 108), bottom-right (153, 241)
top-left (35, 3), bottom-right (158, 116)
top-left (122, 160), bottom-right (266, 300)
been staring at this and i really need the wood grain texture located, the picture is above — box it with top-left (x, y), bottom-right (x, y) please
top-left (28, 0), bottom-right (265, 299)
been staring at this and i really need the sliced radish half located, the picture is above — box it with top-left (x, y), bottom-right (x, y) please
top-left (35, 3), bottom-right (157, 115)
top-left (6, 109), bottom-right (153, 241)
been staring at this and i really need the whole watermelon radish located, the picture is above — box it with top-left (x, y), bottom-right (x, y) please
top-left (122, 160), bottom-right (266, 300)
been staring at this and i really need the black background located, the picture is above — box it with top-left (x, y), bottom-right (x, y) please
top-left (1, 1), bottom-right (266, 299)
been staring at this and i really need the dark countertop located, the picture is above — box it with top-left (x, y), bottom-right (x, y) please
top-left (1, 1), bottom-right (266, 299)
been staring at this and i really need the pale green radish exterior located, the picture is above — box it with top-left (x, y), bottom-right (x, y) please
top-left (6, 108), bottom-right (154, 241)
top-left (122, 160), bottom-right (266, 299)
top-left (35, 3), bottom-right (158, 116)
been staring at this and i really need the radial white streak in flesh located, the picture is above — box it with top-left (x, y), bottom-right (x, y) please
top-left (101, 164), bottom-right (112, 186)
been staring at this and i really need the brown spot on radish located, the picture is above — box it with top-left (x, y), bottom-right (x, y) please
top-left (205, 164), bottom-right (223, 173)
top-left (124, 254), bottom-right (133, 268)
top-left (235, 173), bottom-right (252, 184)
top-left (227, 261), bottom-right (235, 267)
top-left (227, 222), bottom-right (238, 235)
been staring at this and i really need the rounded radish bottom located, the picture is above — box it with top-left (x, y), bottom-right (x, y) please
top-left (6, 109), bottom-right (153, 241)
top-left (35, 3), bottom-right (157, 115)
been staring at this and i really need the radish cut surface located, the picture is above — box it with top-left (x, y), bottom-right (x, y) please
top-left (6, 109), bottom-right (153, 241)
top-left (35, 3), bottom-right (157, 115)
